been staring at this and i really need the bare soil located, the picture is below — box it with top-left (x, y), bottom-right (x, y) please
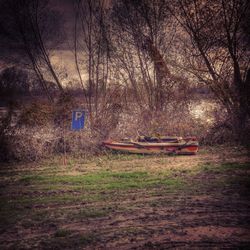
top-left (0, 146), bottom-right (250, 249)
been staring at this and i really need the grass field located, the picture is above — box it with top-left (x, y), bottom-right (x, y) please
top-left (0, 146), bottom-right (250, 249)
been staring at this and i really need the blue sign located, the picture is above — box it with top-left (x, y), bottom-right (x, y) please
top-left (72, 110), bottom-right (85, 130)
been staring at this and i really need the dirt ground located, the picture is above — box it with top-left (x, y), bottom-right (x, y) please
top-left (0, 146), bottom-right (250, 249)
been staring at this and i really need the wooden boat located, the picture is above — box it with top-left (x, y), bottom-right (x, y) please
top-left (103, 136), bottom-right (199, 155)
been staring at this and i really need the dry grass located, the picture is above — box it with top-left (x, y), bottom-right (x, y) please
top-left (0, 146), bottom-right (249, 249)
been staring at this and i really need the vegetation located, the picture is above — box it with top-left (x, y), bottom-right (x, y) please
top-left (0, 0), bottom-right (249, 162)
top-left (0, 1), bottom-right (249, 248)
top-left (0, 149), bottom-right (249, 248)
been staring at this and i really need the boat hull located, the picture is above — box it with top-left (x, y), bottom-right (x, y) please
top-left (103, 140), bottom-right (199, 155)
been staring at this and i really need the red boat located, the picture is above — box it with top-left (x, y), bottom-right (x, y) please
top-left (103, 136), bottom-right (199, 155)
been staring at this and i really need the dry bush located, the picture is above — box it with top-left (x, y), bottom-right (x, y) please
top-left (91, 103), bottom-right (123, 138)
top-left (203, 123), bottom-right (233, 145)
top-left (4, 125), bottom-right (101, 161)
top-left (6, 127), bottom-right (59, 161)
top-left (109, 103), bottom-right (209, 141)
top-left (0, 106), bottom-right (16, 161)
top-left (58, 129), bottom-right (102, 156)
top-left (2, 100), bottom-right (58, 161)
top-left (203, 117), bottom-right (250, 146)
top-left (0, 94), bottom-right (105, 161)
top-left (1, 95), bottom-right (236, 162)
top-left (18, 102), bottom-right (54, 127)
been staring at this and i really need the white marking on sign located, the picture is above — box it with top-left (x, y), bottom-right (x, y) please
top-left (75, 111), bottom-right (83, 121)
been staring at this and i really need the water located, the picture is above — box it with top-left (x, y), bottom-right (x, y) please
top-left (189, 100), bottom-right (217, 124)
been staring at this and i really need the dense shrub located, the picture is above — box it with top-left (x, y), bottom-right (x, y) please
top-left (0, 67), bottom-right (30, 104)
top-left (2, 96), bottom-right (248, 162)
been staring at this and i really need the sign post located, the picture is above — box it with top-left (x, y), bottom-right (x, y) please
top-left (59, 110), bottom-right (85, 166)
top-left (61, 110), bottom-right (86, 166)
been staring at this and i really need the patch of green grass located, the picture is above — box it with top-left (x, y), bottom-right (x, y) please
top-left (199, 162), bottom-right (250, 173)
top-left (32, 184), bottom-right (84, 192)
top-left (0, 198), bottom-right (28, 231)
top-left (17, 170), bottom-right (185, 195)
top-left (181, 162), bottom-right (250, 194)
top-left (17, 193), bottom-right (102, 205)
top-left (1, 163), bottom-right (186, 229)
top-left (119, 226), bottom-right (144, 235)
top-left (219, 162), bottom-right (250, 170)
top-left (225, 174), bottom-right (250, 190)
top-left (110, 171), bottom-right (148, 179)
top-left (161, 178), bottom-right (184, 187)
top-left (103, 152), bottom-right (155, 161)
top-left (30, 210), bottom-right (52, 222)
top-left (78, 233), bottom-right (98, 245)
top-left (18, 170), bottom-right (169, 182)
top-left (55, 229), bottom-right (72, 237)
top-left (74, 208), bottom-right (108, 219)
top-left (19, 175), bottom-right (47, 184)
top-left (3, 152), bottom-right (249, 250)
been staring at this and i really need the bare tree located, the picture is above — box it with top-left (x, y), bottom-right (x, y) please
top-left (0, 67), bottom-right (30, 103)
top-left (0, 0), bottom-right (64, 102)
top-left (73, 0), bottom-right (111, 122)
top-left (111, 0), bottom-right (181, 111)
top-left (169, 0), bottom-right (250, 138)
